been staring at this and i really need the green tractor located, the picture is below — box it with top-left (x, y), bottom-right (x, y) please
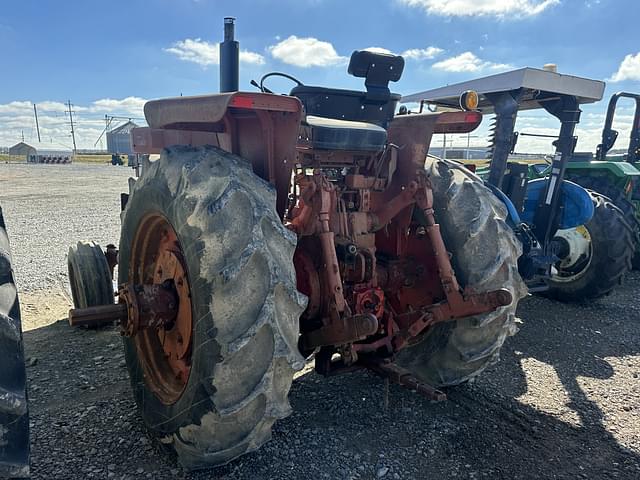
top-left (563, 92), bottom-right (640, 268)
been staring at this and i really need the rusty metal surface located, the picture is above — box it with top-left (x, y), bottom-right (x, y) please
top-left (301, 313), bottom-right (378, 350)
top-left (285, 110), bottom-right (507, 373)
top-left (130, 88), bottom-right (503, 381)
top-left (119, 283), bottom-right (179, 337)
top-left (68, 282), bottom-right (180, 332)
top-left (143, 92), bottom-right (301, 129)
top-left (131, 128), bottom-right (223, 154)
top-left (135, 92), bottom-right (302, 218)
top-left (126, 213), bottom-right (193, 404)
top-left (105, 244), bottom-right (118, 279)
top-left (433, 110), bottom-right (482, 133)
top-left (391, 288), bottom-right (513, 351)
top-left (68, 303), bottom-right (127, 328)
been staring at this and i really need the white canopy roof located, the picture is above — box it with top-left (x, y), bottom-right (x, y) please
top-left (402, 67), bottom-right (605, 113)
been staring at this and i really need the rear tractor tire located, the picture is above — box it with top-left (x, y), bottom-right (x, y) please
top-left (119, 145), bottom-right (306, 470)
top-left (545, 191), bottom-right (634, 302)
top-left (565, 174), bottom-right (640, 269)
top-left (0, 205), bottom-right (30, 478)
top-left (395, 159), bottom-right (528, 387)
top-left (67, 241), bottom-right (114, 310)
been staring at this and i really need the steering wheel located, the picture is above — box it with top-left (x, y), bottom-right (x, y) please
top-left (253, 72), bottom-right (304, 94)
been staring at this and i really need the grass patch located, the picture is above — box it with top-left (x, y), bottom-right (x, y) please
top-left (1, 154), bottom-right (114, 164)
top-left (0, 154), bottom-right (24, 163)
top-left (73, 154), bottom-right (112, 164)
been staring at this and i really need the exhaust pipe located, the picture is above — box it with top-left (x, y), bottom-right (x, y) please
top-left (220, 17), bottom-right (239, 92)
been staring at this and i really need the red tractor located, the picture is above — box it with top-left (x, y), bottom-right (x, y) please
top-left (66, 19), bottom-right (526, 470)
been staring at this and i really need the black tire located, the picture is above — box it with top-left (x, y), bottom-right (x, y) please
top-left (395, 159), bottom-right (527, 387)
top-left (545, 191), bottom-right (634, 302)
top-left (119, 146), bottom-right (306, 470)
top-left (67, 241), bottom-right (114, 309)
top-left (566, 174), bottom-right (640, 269)
top-left (0, 206), bottom-right (30, 478)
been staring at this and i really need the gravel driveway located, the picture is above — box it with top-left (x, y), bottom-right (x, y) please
top-left (1, 162), bottom-right (639, 479)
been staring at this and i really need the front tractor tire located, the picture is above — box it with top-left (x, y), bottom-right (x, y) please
top-left (545, 191), bottom-right (634, 302)
top-left (119, 146), bottom-right (306, 470)
top-left (395, 159), bottom-right (527, 387)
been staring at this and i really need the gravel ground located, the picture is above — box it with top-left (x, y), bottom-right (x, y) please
top-left (1, 162), bottom-right (640, 479)
top-left (0, 163), bottom-right (127, 293)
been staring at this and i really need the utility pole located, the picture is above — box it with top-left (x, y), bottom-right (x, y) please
top-left (102, 115), bottom-right (109, 150)
top-left (466, 134), bottom-right (479, 160)
top-left (66, 100), bottom-right (77, 154)
top-left (21, 130), bottom-right (24, 142)
top-left (442, 133), bottom-right (447, 159)
top-left (33, 104), bottom-right (41, 143)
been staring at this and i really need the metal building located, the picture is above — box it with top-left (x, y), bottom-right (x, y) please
top-left (9, 142), bottom-right (37, 158)
top-left (106, 121), bottom-right (138, 155)
top-left (28, 149), bottom-right (73, 164)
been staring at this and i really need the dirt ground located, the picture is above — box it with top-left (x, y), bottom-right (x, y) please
top-left (2, 163), bottom-right (640, 479)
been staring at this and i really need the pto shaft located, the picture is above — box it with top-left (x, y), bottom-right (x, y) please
top-left (69, 303), bottom-right (127, 328)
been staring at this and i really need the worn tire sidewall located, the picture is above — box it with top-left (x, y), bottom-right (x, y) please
top-left (120, 163), bottom-right (219, 436)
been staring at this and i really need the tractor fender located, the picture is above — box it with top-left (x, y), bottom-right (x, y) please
top-left (520, 179), bottom-right (594, 229)
top-left (564, 160), bottom-right (640, 178)
top-left (485, 182), bottom-right (522, 226)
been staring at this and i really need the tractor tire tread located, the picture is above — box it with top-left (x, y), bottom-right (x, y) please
top-left (0, 205), bottom-right (30, 478)
top-left (67, 241), bottom-right (114, 310)
top-left (566, 174), bottom-right (640, 269)
top-left (119, 146), bottom-right (305, 470)
top-left (395, 159), bottom-right (527, 387)
top-left (545, 190), bottom-right (634, 302)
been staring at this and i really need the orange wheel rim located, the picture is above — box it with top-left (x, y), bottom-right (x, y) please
top-left (130, 213), bottom-right (193, 405)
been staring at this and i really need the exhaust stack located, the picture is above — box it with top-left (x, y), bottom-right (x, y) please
top-left (220, 17), bottom-right (239, 92)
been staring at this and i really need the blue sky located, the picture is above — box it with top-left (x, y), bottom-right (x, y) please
top-left (1, 0), bottom-right (639, 151)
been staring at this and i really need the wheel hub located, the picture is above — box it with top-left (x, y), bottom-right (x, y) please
top-left (128, 213), bottom-right (194, 404)
top-left (551, 225), bottom-right (593, 282)
top-left (119, 282), bottom-right (179, 336)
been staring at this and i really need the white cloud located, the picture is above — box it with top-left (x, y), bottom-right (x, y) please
top-left (364, 47), bottom-right (395, 55)
top-left (239, 50), bottom-right (267, 65)
top-left (37, 101), bottom-right (76, 112)
top-left (0, 97), bottom-right (150, 150)
top-left (0, 101), bottom-right (34, 115)
top-left (364, 46), bottom-right (443, 61)
top-left (402, 46), bottom-right (444, 60)
top-left (398, 0), bottom-right (559, 18)
top-left (608, 52), bottom-right (640, 82)
top-left (432, 51), bottom-right (511, 72)
top-left (166, 38), bottom-right (218, 66)
top-left (268, 35), bottom-right (347, 67)
top-left (90, 97), bottom-right (147, 116)
top-left (165, 38), bottom-right (265, 67)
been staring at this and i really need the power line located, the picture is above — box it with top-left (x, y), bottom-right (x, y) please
top-left (94, 115), bottom-right (115, 147)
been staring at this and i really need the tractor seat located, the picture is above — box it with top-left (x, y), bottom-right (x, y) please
top-left (300, 115), bottom-right (387, 151)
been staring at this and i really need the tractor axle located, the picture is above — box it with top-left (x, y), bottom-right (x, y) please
top-left (68, 282), bottom-right (179, 335)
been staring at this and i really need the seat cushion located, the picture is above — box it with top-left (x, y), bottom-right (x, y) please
top-left (302, 115), bottom-right (387, 151)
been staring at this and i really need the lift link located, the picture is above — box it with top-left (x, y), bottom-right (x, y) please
top-left (388, 172), bottom-right (514, 350)
top-left (68, 282), bottom-right (179, 334)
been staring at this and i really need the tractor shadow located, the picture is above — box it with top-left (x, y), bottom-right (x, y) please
top-left (19, 274), bottom-right (640, 479)
top-left (501, 272), bottom-right (640, 433)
